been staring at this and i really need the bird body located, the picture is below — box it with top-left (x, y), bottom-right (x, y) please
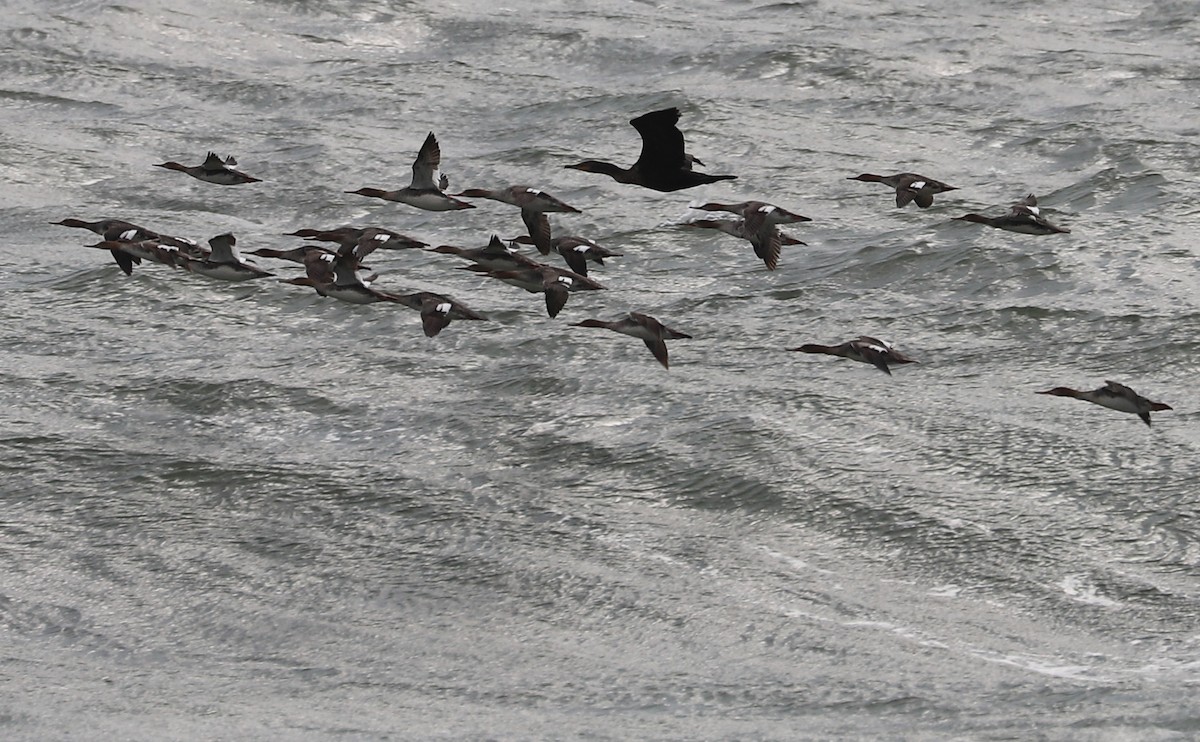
top-left (181, 233), bottom-right (273, 281)
top-left (455, 186), bottom-right (580, 255)
top-left (464, 263), bottom-right (603, 318)
top-left (1037, 381), bottom-right (1172, 426)
top-left (347, 132), bottom-right (474, 211)
top-left (791, 336), bottom-right (916, 375)
top-left (691, 201), bottom-right (811, 270)
top-left (432, 235), bottom-right (541, 272)
top-left (848, 172), bottom-right (957, 208)
top-left (155, 152), bottom-right (261, 185)
top-left (390, 292), bottom-right (488, 337)
top-left (572, 312), bottom-right (692, 368)
top-left (956, 194), bottom-right (1070, 234)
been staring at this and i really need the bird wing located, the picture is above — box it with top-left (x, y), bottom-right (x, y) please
top-left (630, 107), bottom-right (687, 170)
top-left (522, 209), bottom-right (553, 256)
top-left (410, 132), bottom-right (442, 190)
top-left (207, 233), bottom-right (239, 263)
top-left (543, 284), bottom-right (569, 318)
top-left (558, 244), bottom-right (589, 276)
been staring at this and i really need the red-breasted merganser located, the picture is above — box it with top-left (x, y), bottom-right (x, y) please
top-left (791, 336), bottom-right (917, 375)
top-left (506, 235), bottom-right (622, 277)
top-left (685, 217), bottom-right (807, 271)
top-left (84, 239), bottom-right (188, 273)
top-left (955, 194), bottom-right (1070, 234)
top-left (455, 186), bottom-right (580, 256)
top-left (247, 244), bottom-right (336, 264)
top-left (55, 218), bottom-right (202, 273)
top-left (154, 152), bottom-right (261, 185)
top-left (389, 292), bottom-right (488, 338)
top-left (287, 227), bottom-right (426, 264)
top-left (53, 217), bottom-right (202, 252)
top-left (181, 233), bottom-right (273, 281)
top-left (346, 132), bottom-right (474, 211)
top-left (284, 252), bottom-right (485, 335)
top-left (431, 235), bottom-right (540, 272)
top-left (283, 251), bottom-right (396, 304)
top-left (691, 201), bottom-right (811, 271)
top-left (847, 172), bottom-right (957, 208)
top-left (462, 263), bottom-right (604, 318)
top-left (286, 226), bottom-right (427, 253)
top-left (55, 217), bottom-right (136, 232)
top-left (1036, 380), bottom-right (1172, 427)
top-left (571, 312), bottom-right (692, 369)
top-left (685, 218), bottom-right (807, 246)
top-left (565, 107), bottom-right (737, 192)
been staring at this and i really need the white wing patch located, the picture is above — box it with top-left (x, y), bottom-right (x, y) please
top-left (910, 181), bottom-right (927, 190)
top-left (119, 229), bottom-right (137, 241)
top-left (435, 302), bottom-right (451, 314)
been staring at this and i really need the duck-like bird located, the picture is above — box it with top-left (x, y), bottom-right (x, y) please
top-left (571, 312), bottom-right (691, 369)
top-left (284, 251), bottom-right (393, 304)
top-left (847, 172), bottom-right (957, 208)
top-left (55, 217), bottom-right (203, 273)
top-left (84, 239), bottom-right (188, 271)
top-left (154, 152), bottom-right (261, 185)
top-left (691, 201), bottom-right (812, 271)
top-left (505, 235), bottom-right (623, 277)
top-left (955, 194), bottom-right (1070, 234)
top-left (287, 226), bottom-right (427, 253)
top-left (283, 251), bottom-right (484, 336)
top-left (455, 186), bottom-right (580, 256)
top-left (1036, 380), bottom-right (1172, 427)
top-left (463, 263), bottom-right (604, 318)
top-left (565, 107), bottom-right (736, 192)
top-left (389, 292), bottom-right (488, 338)
top-left (431, 235), bottom-right (541, 272)
top-left (791, 336), bottom-right (917, 376)
top-left (181, 233), bottom-right (274, 281)
top-left (347, 132), bottom-right (474, 211)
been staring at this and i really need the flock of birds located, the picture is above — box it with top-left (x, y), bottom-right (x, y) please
top-left (54, 107), bottom-right (1172, 426)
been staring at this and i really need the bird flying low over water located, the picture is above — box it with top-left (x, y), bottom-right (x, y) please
top-left (180, 233), bottom-right (274, 281)
top-left (282, 250), bottom-right (485, 336)
top-left (690, 201), bottom-right (812, 271)
top-left (847, 172), bottom-right (957, 208)
top-left (454, 185), bottom-right (581, 256)
top-left (791, 336), bottom-right (917, 375)
top-left (463, 262), bottom-right (604, 318)
top-left (389, 292), bottom-right (488, 338)
top-left (84, 238), bottom-right (189, 273)
top-left (286, 226), bottom-right (427, 254)
top-left (155, 152), bottom-right (262, 185)
top-left (1036, 380), bottom-right (1172, 427)
top-left (56, 217), bottom-right (205, 274)
top-left (505, 234), bottom-right (622, 277)
top-left (571, 312), bottom-right (692, 369)
top-left (955, 194), bottom-right (1070, 234)
top-left (346, 132), bottom-right (474, 211)
top-left (565, 107), bottom-right (737, 192)
top-left (431, 234), bottom-right (542, 272)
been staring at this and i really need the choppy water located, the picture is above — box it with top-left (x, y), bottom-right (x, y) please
top-left (4, 0), bottom-right (1200, 739)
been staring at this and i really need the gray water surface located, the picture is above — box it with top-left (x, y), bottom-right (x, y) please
top-left (3, 1), bottom-right (1200, 739)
